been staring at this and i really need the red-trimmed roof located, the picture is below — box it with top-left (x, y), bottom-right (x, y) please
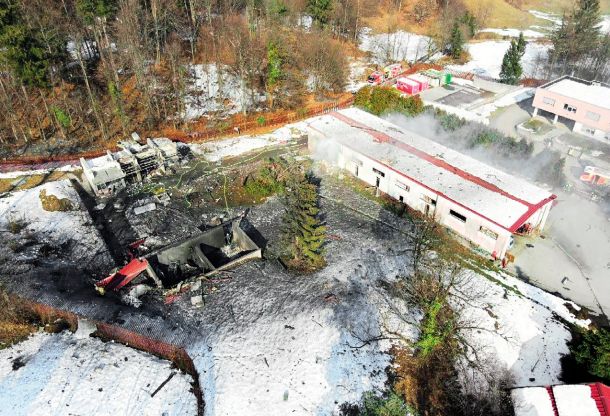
top-left (591, 383), bottom-right (610, 416)
top-left (326, 111), bottom-right (556, 232)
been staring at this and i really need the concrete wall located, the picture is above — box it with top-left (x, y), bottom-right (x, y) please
top-left (533, 87), bottom-right (610, 141)
top-left (310, 133), bottom-right (514, 257)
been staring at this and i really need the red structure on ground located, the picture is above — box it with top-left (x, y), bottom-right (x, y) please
top-left (96, 258), bottom-right (149, 292)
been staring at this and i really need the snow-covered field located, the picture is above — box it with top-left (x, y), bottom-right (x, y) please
top-left (478, 28), bottom-right (546, 38)
top-left (0, 180), bottom-right (109, 262)
top-left (190, 123), bottom-right (305, 162)
top-left (0, 165), bottom-right (77, 180)
top-left (183, 64), bottom-right (264, 120)
top-left (448, 41), bottom-right (550, 79)
top-left (359, 28), bottom-right (436, 65)
top-left (0, 331), bottom-right (197, 416)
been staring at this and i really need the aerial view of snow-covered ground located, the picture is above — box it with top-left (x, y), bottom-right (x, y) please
top-left (0, 331), bottom-right (197, 415)
top-left (448, 41), bottom-right (550, 79)
top-left (359, 28), bottom-right (436, 65)
top-left (183, 64), bottom-right (265, 120)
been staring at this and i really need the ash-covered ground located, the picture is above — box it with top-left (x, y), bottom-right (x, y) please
top-left (0, 159), bottom-right (591, 415)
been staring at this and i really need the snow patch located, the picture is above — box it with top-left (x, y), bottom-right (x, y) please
top-left (359, 28), bottom-right (436, 65)
top-left (190, 123), bottom-right (306, 162)
top-left (0, 164), bottom-right (77, 180)
top-left (0, 180), bottom-right (107, 260)
top-left (183, 64), bottom-right (264, 120)
top-left (0, 332), bottom-right (197, 415)
top-left (448, 41), bottom-right (550, 79)
top-left (479, 28), bottom-right (546, 38)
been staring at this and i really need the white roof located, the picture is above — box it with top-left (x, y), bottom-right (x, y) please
top-left (553, 385), bottom-right (600, 416)
top-left (408, 74), bottom-right (428, 83)
top-left (397, 77), bottom-right (418, 86)
top-left (306, 108), bottom-right (554, 230)
top-left (511, 387), bottom-right (555, 416)
top-left (546, 78), bottom-right (610, 110)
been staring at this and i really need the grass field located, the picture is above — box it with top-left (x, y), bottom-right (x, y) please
top-left (365, 0), bottom-right (610, 35)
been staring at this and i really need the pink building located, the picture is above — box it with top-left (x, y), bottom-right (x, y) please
top-left (407, 74), bottom-right (429, 91)
top-left (396, 77), bottom-right (420, 95)
top-left (532, 76), bottom-right (610, 142)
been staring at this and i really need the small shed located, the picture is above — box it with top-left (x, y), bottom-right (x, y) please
top-left (396, 77), bottom-right (420, 95)
top-left (423, 69), bottom-right (452, 85)
top-left (407, 74), bottom-right (430, 91)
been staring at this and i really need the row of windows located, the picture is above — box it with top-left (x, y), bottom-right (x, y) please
top-left (542, 96), bottom-right (602, 121)
top-left (369, 165), bottom-right (498, 241)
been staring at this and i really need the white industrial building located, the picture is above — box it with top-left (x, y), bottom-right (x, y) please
top-left (305, 108), bottom-right (556, 259)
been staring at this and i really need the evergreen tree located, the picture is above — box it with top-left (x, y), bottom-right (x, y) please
top-left (0, 0), bottom-right (52, 87)
top-left (500, 33), bottom-right (526, 85)
top-left (549, 0), bottom-right (601, 76)
top-left (282, 172), bottom-right (326, 271)
top-left (307, 0), bottom-right (333, 28)
top-left (449, 21), bottom-right (463, 59)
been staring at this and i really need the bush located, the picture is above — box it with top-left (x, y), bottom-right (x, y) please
top-left (243, 159), bottom-right (288, 199)
top-left (355, 86), bottom-right (424, 117)
top-left (39, 189), bottom-right (73, 212)
top-left (340, 392), bottom-right (415, 416)
top-left (571, 328), bottom-right (610, 380)
top-left (435, 111), bottom-right (466, 132)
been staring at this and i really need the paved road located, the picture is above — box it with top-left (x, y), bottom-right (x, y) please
top-left (493, 102), bottom-right (610, 319)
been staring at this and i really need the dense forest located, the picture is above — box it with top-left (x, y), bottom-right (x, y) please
top-left (0, 0), bottom-right (609, 157)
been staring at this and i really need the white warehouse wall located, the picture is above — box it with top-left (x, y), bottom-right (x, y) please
top-left (310, 132), bottom-right (513, 258)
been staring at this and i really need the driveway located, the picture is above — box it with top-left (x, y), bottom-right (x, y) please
top-left (495, 105), bottom-right (610, 319)
top-left (510, 190), bottom-right (610, 318)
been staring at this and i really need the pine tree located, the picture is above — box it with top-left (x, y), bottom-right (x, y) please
top-left (549, 0), bottom-right (601, 76)
top-left (449, 21), bottom-right (463, 59)
top-left (500, 33), bottom-right (526, 85)
top-left (0, 2), bottom-right (51, 88)
top-left (282, 172), bottom-right (326, 271)
top-left (308, 0), bottom-right (333, 28)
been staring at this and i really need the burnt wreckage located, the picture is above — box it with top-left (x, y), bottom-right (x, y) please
top-left (96, 217), bottom-right (262, 296)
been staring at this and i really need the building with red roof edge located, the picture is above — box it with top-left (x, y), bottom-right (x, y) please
top-left (305, 108), bottom-right (556, 260)
top-left (512, 383), bottom-right (610, 416)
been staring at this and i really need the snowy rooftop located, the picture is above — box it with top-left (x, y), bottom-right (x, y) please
top-left (306, 108), bottom-right (555, 231)
top-left (512, 384), bottom-right (608, 416)
top-left (81, 153), bottom-right (125, 184)
top-left (545, 77), bottom-right (610, 110)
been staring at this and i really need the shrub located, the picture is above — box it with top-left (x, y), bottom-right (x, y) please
top-left (571, 328), bottom-right (610, 380)
top-left (244, 159), bottom-right (288, 199)
top-left (361, 392), bottom-right (414, 416)
top-left (39, 189), bottom-right (73, 212)
top-left (435, 110), bottom-right (466, 132)
top-left (7, 216), bottom-right (27, 234)
top-left (355, 86), bottom-right (424, 117)
top-left (51, 106), bottom-right (71, 129)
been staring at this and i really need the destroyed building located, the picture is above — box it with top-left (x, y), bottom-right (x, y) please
top-left (96, 218), bottom-right (262, 297)
top-left (306, 108), bottom-right (556, 261)
top-left (80, 151), bottom-right (127, 196)
top-left (80, 134), bottom-right (180, 196)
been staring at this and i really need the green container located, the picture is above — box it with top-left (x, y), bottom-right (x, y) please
top-left (443, 73), bottom-right (452, 85)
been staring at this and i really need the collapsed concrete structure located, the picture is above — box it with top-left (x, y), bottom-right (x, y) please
top-left (80, 135), bottom-right (180, 196)
top-left (146, 218), bottom-right (262, 286)
top-left (306, 108), bottom-right (556, 261)
top-left (96, 218), bottom-right (262, 296)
